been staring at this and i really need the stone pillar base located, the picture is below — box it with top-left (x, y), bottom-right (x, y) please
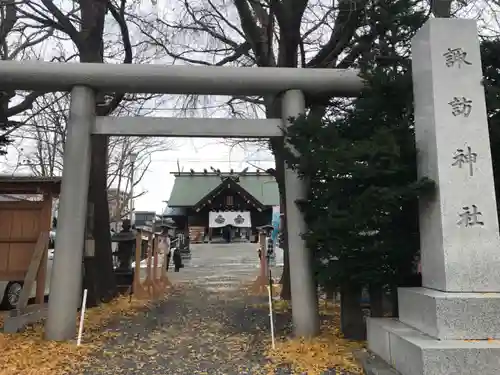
top-left (398, 287), bottom-right (500, 340)
top-left (367, 287), bottom-right (500, 374)
top-left (367, 317), bottom-right (500, 375)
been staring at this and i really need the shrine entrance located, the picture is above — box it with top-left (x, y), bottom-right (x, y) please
top-left (0, 60), bottom-right (363, 341)
top-left (3, 17), bottom-right (499, 375)
top-left (209, 211), bottom-right (252, 244)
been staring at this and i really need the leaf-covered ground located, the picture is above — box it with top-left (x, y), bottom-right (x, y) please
top-left (73, 284), bottom-right (362, 375)
top-left (0, 285), bottom-right (364, 375)
top-left (0, 243), bottom-right (364, 374)
top-left (264, 300), bottom-right (365, 375)
top-left (75, 283), bottom-right (290, 375)
top-left (0, 295), bottom-right (153, 375)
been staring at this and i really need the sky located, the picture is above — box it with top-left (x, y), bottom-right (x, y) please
top-left (132, 137), bottom-right (275, 213)
top-left (0, 0), bottom-right (275, 216)
top-left (0, 136), bottom-right (276, 214)
top-left (3, 0), bottom-right (495, 217)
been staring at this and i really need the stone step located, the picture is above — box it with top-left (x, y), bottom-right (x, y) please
top-left (398, 287), bottom-right (500, 340)
top-left (367, 317), bottom-right (500, 375)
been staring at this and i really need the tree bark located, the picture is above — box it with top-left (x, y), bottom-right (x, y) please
top-left (262, 95), bottom-right (292, 301)
top-left (340, 283), bottom-right (366, 340)
top-left (279, 247), bottom-right (291, 299)
top-left (368, 283), bottom-right (385, 318)
top-left (325, 282), bottom-right (337, 302)
top-left (78, 0), bottom-right (117, 305)
top-left (391, 271), bottom-right (422, 317)
top-left (88, 135), bottom-right (117, 303)
top-left (390, 284), bottom-right (399, 317)
top-left (275, 145), bottom-right (292, 300)
top-left (430, 0), bottom-right (453, 18)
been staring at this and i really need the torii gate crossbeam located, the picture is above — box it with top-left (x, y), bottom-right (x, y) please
top-left (0, 60), bottom-right (363, 96)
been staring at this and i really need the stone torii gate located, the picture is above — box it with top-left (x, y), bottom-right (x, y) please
top-left (0, 59), bottom-right (363, 341)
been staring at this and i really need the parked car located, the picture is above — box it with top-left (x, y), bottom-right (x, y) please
top-left (0, 249), bottom-right (54, 309)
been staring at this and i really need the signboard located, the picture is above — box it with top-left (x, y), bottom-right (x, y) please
top-left (208, 211), bottom-right (251, 228)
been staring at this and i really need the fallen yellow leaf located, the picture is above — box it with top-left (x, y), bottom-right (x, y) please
top-left (0, 293), bottom-right (169, 375)
top-left (264, 301), bottom-right (365, 375)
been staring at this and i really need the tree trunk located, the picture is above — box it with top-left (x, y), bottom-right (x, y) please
top-left (325, 282), bottom-right (337, 302)
top-left (78, 0), bottom-right (117, 306)
top-left (340, 283), bottom-right (366, 340)
top-left (264, 97), bottom-right (292, 301)
top-left (280, 247), bottom-right (291, 300)
top-left (368, 284), bottom-right (384, 318)
top-left (82, 135), bottom-right (117, 305)
top-left (89, 135), bottom-right (117, 303)
top-left (275, 148), bottom-right (292, 300)
top-left (390, 284), bottom-right (399, 317)
top-left (82, 257), bottom-right (100, 308)
top-left (390, 272), bottom-right (422, 318)
top-left (325, 289), bottom-right (334, 301)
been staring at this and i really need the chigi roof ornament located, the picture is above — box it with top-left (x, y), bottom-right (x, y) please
top-left (209, 166), bottom-right (251, 183)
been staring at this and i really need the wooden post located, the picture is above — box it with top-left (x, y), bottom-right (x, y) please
top-left (152, 236), bottom-right (158, 281)
top-left (152, 236), bottom-right (158, 284)
top-left (145, 235), bottom-right (153, 296)
top-left (134, 231), bottom-right (171, 300)
top-left (152, 235), bottom-right (162, 298)
top-left (134, 231), bottom-right (141, 290)
top-left (259, 232), bottom-right (267, 279)
top-left (4, 232), bottom-right (49, 333)
top-left (251, 232), bottom-right (268, 293)
top-left (159, 235), bottom-right (172, 288)
top-left (134, 231), bottom-right (147, 299)
top-left (18, 232), bottom-right (49, 311)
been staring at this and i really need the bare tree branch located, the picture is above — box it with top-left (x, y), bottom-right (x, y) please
top-left (40, 0), bottom-right (80, 42)
top-left (99, 0), bottom-right (133, 115)
top-left (307, 0), bottom-right (368, 68)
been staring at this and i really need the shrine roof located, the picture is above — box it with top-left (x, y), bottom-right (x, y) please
top-left (167, 172), bottom-right (279, 207)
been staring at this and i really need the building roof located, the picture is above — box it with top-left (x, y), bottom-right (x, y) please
top-left (193, 176), bottom-right (265, 212)
top-left (134, 210), bottom-right (156, 215)
top-left (161, 206), bottom-right (188, 216)
top-left (108, 187), bottom-right (127, 197)
top-left (0, 194), bottom-right (26, 202)
top-left (167, 172), bottom-right (279, 207)
top-left (0, 174), bottom-right (62, 195)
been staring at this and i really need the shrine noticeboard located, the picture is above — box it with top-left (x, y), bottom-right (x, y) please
top-left (189, 226), bottom-right (205, 243)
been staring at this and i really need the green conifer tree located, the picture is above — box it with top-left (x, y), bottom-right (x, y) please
top-left (283, 0), bottom-right (434, 339)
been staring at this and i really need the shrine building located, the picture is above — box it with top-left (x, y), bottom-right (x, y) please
top-left (162, 170), bottom-right (279, 243)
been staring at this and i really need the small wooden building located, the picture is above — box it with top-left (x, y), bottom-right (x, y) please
top-left (161, 171), bottom-right (279, 243)
top-left (0, 175), bottom-right (61, 304)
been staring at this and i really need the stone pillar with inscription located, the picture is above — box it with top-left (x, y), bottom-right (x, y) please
top-left (367, 18), bottom-right (500, 375)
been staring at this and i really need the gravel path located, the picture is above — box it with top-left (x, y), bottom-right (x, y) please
top-left (78, 284), bottom-right (289, 375)
top-left (73, 243), bottom-right (357, 375)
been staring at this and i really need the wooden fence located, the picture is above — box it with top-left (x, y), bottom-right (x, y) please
top-left (133, 231), bottom-right (172, 300)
